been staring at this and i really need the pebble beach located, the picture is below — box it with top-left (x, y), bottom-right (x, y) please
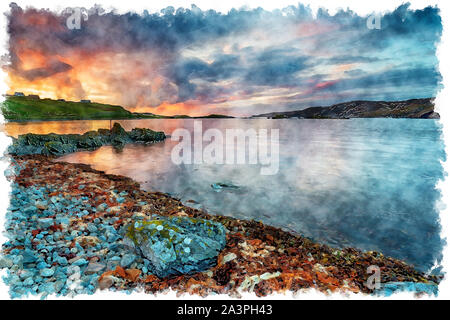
top-left (0, 154), bottom-right (441, 298)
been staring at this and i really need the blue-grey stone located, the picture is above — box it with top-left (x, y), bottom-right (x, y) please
top-left (106, 256), bottom-right (121, 270)
top-left (84, 262), bottom-right (106, 275)
top-left (40, 268), bottom-right (54, 277)
top-left (38, 282), bottom-right (56, 295)
top-left (96, 203), bottom-right (108, 212)
top-left (36, 261), bottom-right (49, 270)
top-left (87, 224), bottom-right (97, 233)
top-left (56, 217), bottom-right (70, 226)
top-left (19, 269), bottom-right (34, 280)
top-left (120, 253), bottom-right (136, 268)
top-left (23, 277), bottom-right (34, 286)
top-left (54, 280), bottom-right (65, 293)
top-left (23, 206), bottom-right (38, 215)
top-left (72, 258), bottom-right (88, 266)
top-left (13, 255), bottom-right (24, 268)
top-left (55, 256), bottom-right (68, 266)
top-left (37, 218), bottom-right (54, 229)
top-left (0, 257), bottom-right (13, 269)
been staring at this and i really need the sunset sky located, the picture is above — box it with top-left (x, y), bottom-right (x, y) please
top-left (5, 3), bottom-right (442, 116)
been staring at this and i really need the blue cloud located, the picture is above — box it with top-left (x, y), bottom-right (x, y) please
top-left (245, 49), bottom-right (309, 86)
top-left (317, 66), bottom-right (442, 98)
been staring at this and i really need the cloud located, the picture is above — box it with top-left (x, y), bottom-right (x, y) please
top-left (168, 54), bottom-right (242, 101)
top-left (354, 4), bottom-right (442, 51)
top-left (244, 48), bottom-right (309, 86)
top-left (321, 55), bottom-right (382, 65)
top-left (5, 3), bottom-right (443, 115)
top-left (18, 61), bottom-right (73, 81)
top-left (323, 67), bottom-right (442, 93)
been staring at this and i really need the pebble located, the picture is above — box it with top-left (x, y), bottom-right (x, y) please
top-left (98, 275), bottom-right (114, 290)
top-left (0, 257), bottom-right (13, 268)
top-left (84, 262), bottom-right (106, 275)
top-left (222, 252), bottom-right (237, 264)
top-left (40, 268), bottom-right (55, 277)
top-left (72, 259), bottom-right (89, 266)
top-left (120, 253), bottom-right (136, 268)
top-left (23, 277), bottom-right (34, 286)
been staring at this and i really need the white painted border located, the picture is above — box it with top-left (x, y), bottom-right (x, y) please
top-left (0, 0), bottom-right (449, 300)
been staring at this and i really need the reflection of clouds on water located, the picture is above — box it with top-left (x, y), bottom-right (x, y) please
top-left (10, 118), bottom-right (444, 272)
top-left (3, 120), bottom-right (113, 137)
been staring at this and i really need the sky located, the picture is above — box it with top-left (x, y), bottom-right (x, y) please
top-left (4, 2), bottom-right (443, 116)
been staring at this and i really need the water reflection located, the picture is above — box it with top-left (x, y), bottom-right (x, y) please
top-left (2, 118), bottom-right (445, 271)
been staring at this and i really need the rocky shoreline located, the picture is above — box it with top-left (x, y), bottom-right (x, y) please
top-left (0, 154), bottom-right (441, 298)
top-left (7, 123), bottom-right (166, 156)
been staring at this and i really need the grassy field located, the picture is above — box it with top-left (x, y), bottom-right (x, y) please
top-left (1, 96), bottom-right (166, 121)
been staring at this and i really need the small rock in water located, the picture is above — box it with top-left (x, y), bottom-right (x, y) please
top-left (211, 182), bottom-right (240, 192)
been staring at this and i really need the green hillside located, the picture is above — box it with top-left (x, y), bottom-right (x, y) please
top-left (1, 96), bottom-right (165, 121)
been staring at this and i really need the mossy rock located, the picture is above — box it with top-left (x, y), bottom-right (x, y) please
top-left (129, 128), bottom-right (166, 142)
top-left (42, 141), bottom-right (77, 155)
top-left (123, 216), bottom-right (227, 277)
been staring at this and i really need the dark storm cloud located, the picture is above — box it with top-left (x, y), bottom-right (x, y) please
top-left (13, 4), bottom-right (269, 55)
top-left (171, 54), bottom-right (241, 82)
top-left (245, 49), bottom-right (310, 86)
top-left (353, 4), bottom-right (442, 50)
top-left (167, 54), bottom-right (242, 101)
top-left (19, 61), bottom-right (73, 81)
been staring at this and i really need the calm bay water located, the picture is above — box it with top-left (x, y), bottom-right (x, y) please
top-left (2, 118), bottom-right (445, 271)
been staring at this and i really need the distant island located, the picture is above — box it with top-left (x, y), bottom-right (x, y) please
top-left (252, 98), bottom-right (439, 119)
top-left (0, 94), bottom-right (234, 121)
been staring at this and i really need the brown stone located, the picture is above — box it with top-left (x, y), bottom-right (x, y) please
top-left (125, 268), bottom-right (141, 282)
top-left (98, 275), bottom-right (114, 290)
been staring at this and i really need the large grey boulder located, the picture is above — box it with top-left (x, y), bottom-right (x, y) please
top-left (123, 216), bottom-right (227, 278)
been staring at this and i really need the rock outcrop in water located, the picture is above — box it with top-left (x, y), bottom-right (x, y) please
top-left (7, 123), bottom-right (166, 156)
top-left (123, 217), bottom-right (227, 278)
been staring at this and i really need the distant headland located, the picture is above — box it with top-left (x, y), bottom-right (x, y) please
top-left (252, 98), bottom-right (439, 119)
top-left (1, 93), bottom-right (234, 121)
